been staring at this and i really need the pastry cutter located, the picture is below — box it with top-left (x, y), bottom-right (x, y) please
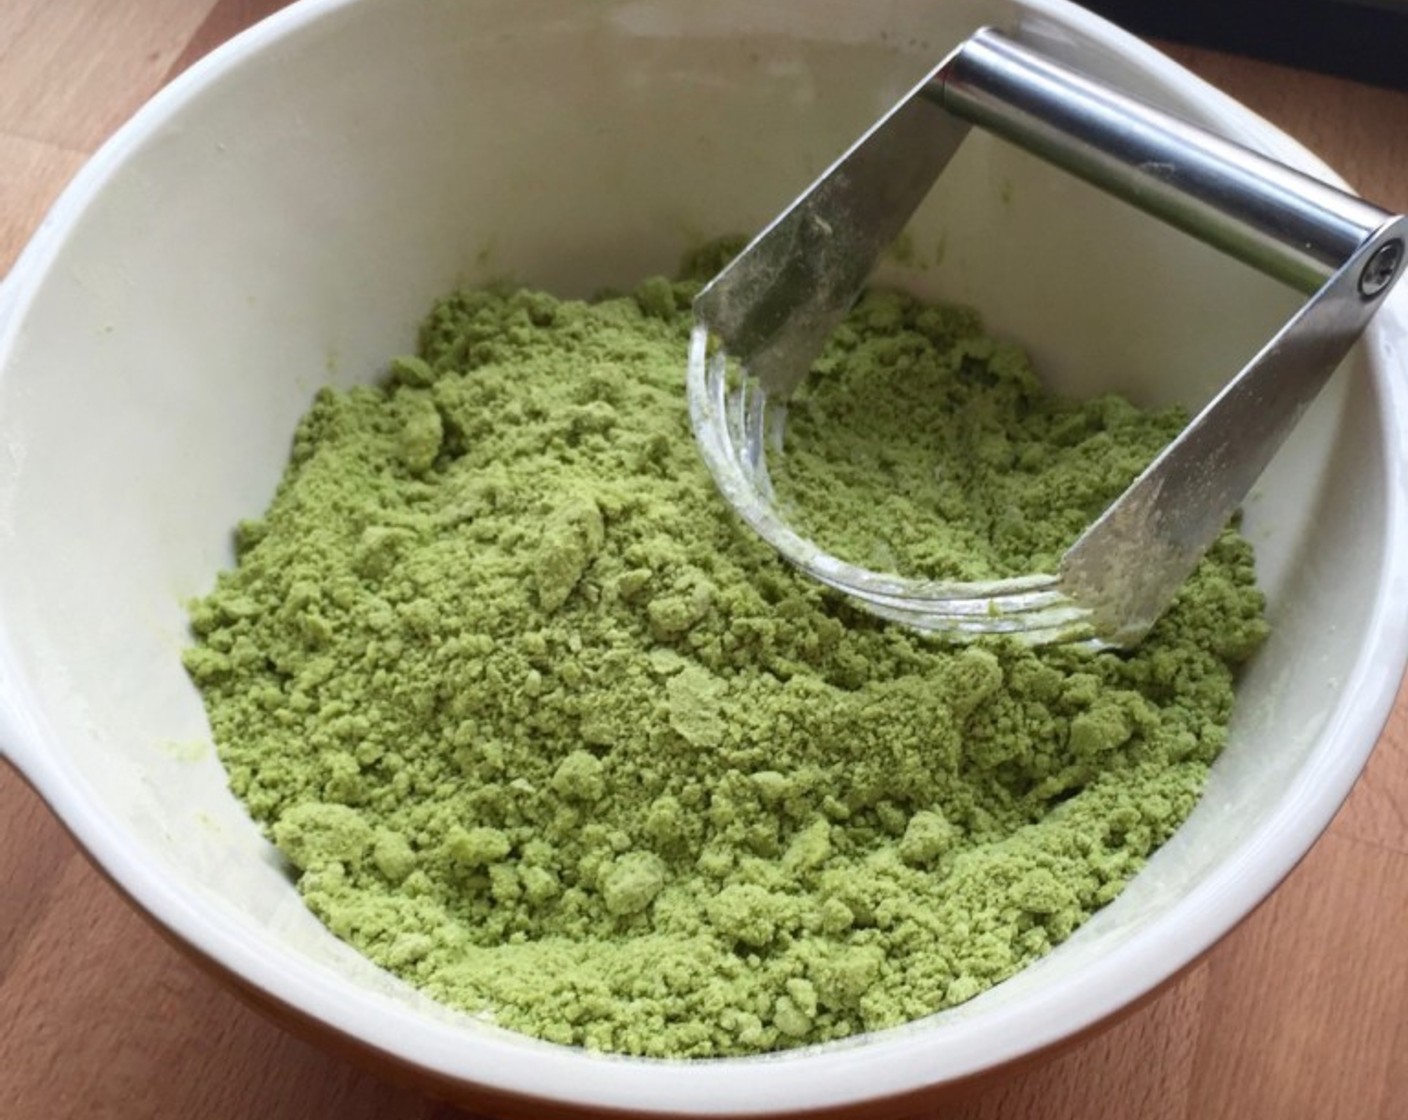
top-left (687, 27), bottom-right (1406, 647)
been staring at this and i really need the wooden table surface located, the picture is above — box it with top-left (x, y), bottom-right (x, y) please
top-left (4, 3), bottom-right (1408, 1118)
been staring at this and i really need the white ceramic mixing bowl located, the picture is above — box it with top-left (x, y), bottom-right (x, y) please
top-left (2, 0), bottom-right (1406, 1115)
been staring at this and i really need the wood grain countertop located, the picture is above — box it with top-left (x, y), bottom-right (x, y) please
top-left (3, 3), bottom-right (1408, 1118)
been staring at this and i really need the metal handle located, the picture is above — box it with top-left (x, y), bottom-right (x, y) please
top-left (936, 29), bottom-right (1393, 294)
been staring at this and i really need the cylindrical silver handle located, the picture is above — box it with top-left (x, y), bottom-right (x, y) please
top-left (936, 29), bottom-right (1393, 293)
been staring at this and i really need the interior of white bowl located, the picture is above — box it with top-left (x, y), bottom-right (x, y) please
top-left (2, 0), bottom-right (1406, 1114)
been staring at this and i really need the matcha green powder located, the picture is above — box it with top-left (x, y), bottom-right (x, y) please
top-left (184, 255), bottom-right (1267, 1058)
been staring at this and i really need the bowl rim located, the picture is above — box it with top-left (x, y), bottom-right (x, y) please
top-left (2, 0), bottom-right (1406, 1113)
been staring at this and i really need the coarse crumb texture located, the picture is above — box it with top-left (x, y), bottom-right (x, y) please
top-left (184, 267), bottom-right (1267, 1057)
top-left (776, 297), bottom-right (1189, 580)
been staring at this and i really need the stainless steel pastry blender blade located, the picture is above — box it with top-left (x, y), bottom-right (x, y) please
top-left (688, 27), bottom-right (1406, 647)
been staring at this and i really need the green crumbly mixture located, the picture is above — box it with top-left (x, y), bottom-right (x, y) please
top-left (775, 299), bottom-right (1190, 581)
top-left (184, 257), bottom-right (1267, 1058)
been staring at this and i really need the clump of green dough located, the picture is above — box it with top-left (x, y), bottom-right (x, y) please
top-left (184, 265), bottom-right (1267, 1058)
